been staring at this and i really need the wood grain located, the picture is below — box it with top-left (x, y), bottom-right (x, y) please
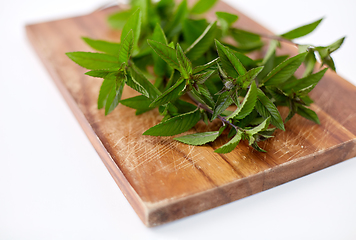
top-left (26, 1), bottom-right (356, 227)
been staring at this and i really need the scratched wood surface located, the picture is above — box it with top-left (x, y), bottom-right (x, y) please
top-left (26, 1), bottom-right (356, 227)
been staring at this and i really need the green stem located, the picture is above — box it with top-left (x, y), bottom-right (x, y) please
top-left (187, 92), bottom-right (241, 131)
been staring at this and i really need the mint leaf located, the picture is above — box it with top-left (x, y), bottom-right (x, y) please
top-left (151, 23), bottom-right (169, 76)
top-left (182, 19), bottom-right (208, 45)
top-left (302, 50), bottom-right (317, 77)
top-left (174, 131), bottom-right (220, 145)
top-left (85, 70), bottom-right (117, 80)
top-left (193, 58), bottom-right (219, 74)
top-left (233, 51), bottom-right (256, 68)
top-left (121, 9), bottom-right (142, 50)
top-left (195, 84), bottom-right (215, 108)
top-left (165, 0), bottom-right (188, 37)
top-left (148, 40), bottom-right (180, 70)
top-left (118, 30), bottom-right (134, 65)
top-left (126, 71), bottom-right (149, 97)
top-left (143, 108), bottom-right (200, 136)
top-left (297, 105), bottom-right (320, 124)
top-left (228, 81), bottom-right (257, 120)
top-left (128, 64), bottom-right (161, 99)
top-left (230, 28), bottom-right (263, 51)
top-left (176, 43), bottom-right (192, 79)
top-left (190, 0), bottom-right (218, 14)
top-left (108, 8), bottom-right (135, 29)
top-left (149, 78), bottom-right (186, 107)
top-left (262, 52), bottom-right (307, 86)
top-left (327, 37), bottom-right (345, 53)
top-left (281, 18), bottom-right (323, 40)
top-left (262, 39), bottom-right (279, 65)
top-left (82, 37), bottom-right (121, 55)
top-left (245, 117), bottom-right (271, 136)
top-left (283, 68), bottom-right (327, 94)
top-left (120, 95), bottom-right (153, 114)
top-left (98, 78), bottom-right (115, 109)
top-left (255, 89), bottom-right (285, 130)
top-left (66, 52), bottom-right (119, 70)
top-left (105, 76), bottom-right (125, 115)
top-left (216, 11), bottom-right (238, 35)
top-left (215, 40), bottom-right (247, 78)
top-left (212, 91), bottom-right (234, 120)
top-left (192, 70), bottom-right (215, 84)
top-left (215, 130), bottom-right (242, 153)
top-left (236, 66), bottom-right (264, 88)
top-left (185, 22), bottom-right (217, 61)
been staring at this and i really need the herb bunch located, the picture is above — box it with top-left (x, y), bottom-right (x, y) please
top-left (66, 0), bottom-right (345, 153)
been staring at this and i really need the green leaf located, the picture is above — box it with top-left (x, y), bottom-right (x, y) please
top-left (185, 22), bottom-right (217, 61)
top-left (174, 99), bottom-right (198, 113)
top-left (192, 70), bottom-right (215, 84)
top-left (280, 18), bottom-right (323, 40)
top-left (148, 40), bottom-right (180, 70)
top-left (297, 105), bottom-right (320, 124)
top-left (85, 70), bottom-right (117, 80)
top-left (302, 50), bottom-right (317, 77)
top-left (143, 108), bottom-right (200, 136)
top-left (165, 0), bottom-right (188, 37)
top-left (130, 0), bottom-right (148, 26)
top-left (215, 40), bottom-right (247, 78)
top-left (216, 11), bottom-right (238, 35)
top-left (236, 66), bottom-right (264, 89)
top-left (212, 91), bottom-right (234, 120)
top-left (232, 51), bottom-right (256, 68)
top-left (262, 52), bottom-right (307, 86)
top-left (174, 131), bottom-right (220, 145)
top-left (108, 8), bottom-right (136, 29)
top-left (190, 0), bottom-right (218, 14)
top-left (128, 64), bottom-right (161, 99)
top-left (82, 37), bottom-right (121, 55)
top-left (230, 28), bottom-right (263, 51)
top-left (215, 130), bottom-right (242, 153)
top-left (193, 58), bottom-right (219, 74)
top-left (245, 117), bottom-right (271, 136)
top-left (182, 19), bottom-right (209, 45)
top-left (255, 89), bottom-right (285, 130)
top-left (126, 71), bottom-right (149, 97)
top-left (151, 23), bottom-right (168, 44)
top-left (98, 78), bottom-right (115, 109)
top-left (120, 95), bottom-right (152, 111)
top-left (105, 76), bottom-right (125, 115)
top-left (251, 142), bottom-right (267, 152)
top-left (149, 78), bottom-right (187, 107)
top-left (118, 30), bottom-right (134, 65)
top-left (262, 40), bottom-right (279, 65)
top-left (151, 23), bottom-right (169, 76)
top-left (66, 52), bottom-right (119, 70)
top-left (230, 28), bottom-right (261, 45)
top-left (121, 9), bottom-right (142, 50)
top-left (283, 68), bottom-right (327, 94)
top-left (327, 37), bottom-right (345, 53)
top-left (228, 81), bottom-right (257, 120)
top-left (195, 84), bottom-right (215, 108)
top-left (176, 43), bottom-right (192, 79)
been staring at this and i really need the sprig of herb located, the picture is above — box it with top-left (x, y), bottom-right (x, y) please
top-left (66, 0), bottom-right (345, 153)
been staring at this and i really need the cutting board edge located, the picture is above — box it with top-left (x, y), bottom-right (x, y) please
top-left (143, 138), bottom-right (356, 227)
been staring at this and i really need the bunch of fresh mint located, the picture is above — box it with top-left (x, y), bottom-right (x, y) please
top-left (66, 0), bottom-right (345, 153)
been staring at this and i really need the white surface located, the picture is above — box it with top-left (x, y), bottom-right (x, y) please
top-left (1, 0), bottom-right (356, 239)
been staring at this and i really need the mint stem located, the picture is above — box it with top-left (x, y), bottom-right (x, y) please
top-left (187, 92), bottom-right (241, 131)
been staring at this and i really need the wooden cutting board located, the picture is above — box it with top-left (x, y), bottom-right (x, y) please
top-left (26, 1), bottom-right (356, 227)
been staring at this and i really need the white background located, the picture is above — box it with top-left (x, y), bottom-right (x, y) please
top-left (1, 0), bottom-right (356, 239)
